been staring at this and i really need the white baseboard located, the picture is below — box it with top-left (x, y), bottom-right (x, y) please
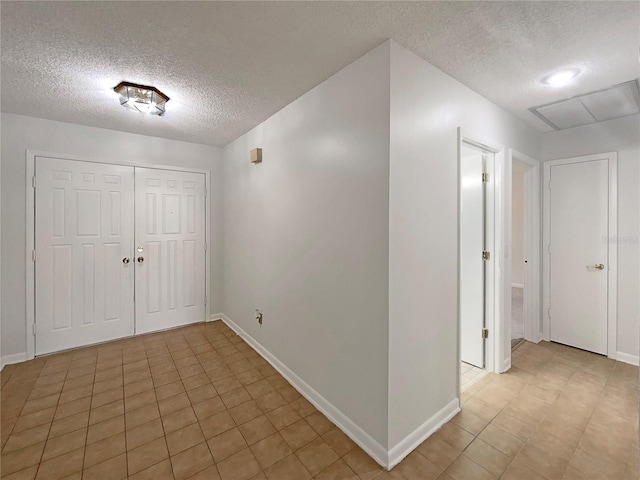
top-left (1, 352), bottom-right (27, 370)
top-left (387, 399), bottom-right (460, 469)
top-left (616, 351), bottom-right (639, 366)
top-left (219, 313), bottom-right (389, 468)
top-left (511, 283), bottom-right (524, 289)
top-left (208, 313), bottom-right (223, 322)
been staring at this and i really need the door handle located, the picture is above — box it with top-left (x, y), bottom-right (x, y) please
top-left (137, 256), bottom-right (144, 264)
top-left (587, 263), bottom-right (605, 270)
top-left (122, 257), bottom-right (130, 264)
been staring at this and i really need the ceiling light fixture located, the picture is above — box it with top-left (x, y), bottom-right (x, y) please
top-left (114, 81), bottom-right (169, 116)
top-left (541, 68), bottom-right (581, 87)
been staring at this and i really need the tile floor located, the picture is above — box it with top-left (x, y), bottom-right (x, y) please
top-left (460, 362), bottom-right (487, 392)
top-left (1, 321), bottom-right (638, 480)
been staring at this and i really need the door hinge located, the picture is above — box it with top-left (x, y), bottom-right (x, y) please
top-left (482, 328), bottom-right (489, 339)
top-left (32, 176), bottom-right (36, 188)
top-left (32, 324), bottom-right (36, 336)
top-left (547, 307), bottom-right (551, 319)
top-left (204, 188), bottom-right (207, 198)
top-left (548, 244), bottom-right (551, 254)
top-left (204, 242), bottom-right (207, 252)
top-left (548, 180), bottom-right (551, 191)
top-left (204, 296), bottom-right (207, 306)
top-left (32, 250), bottom-right (36, 262)
top-left (482, 172), bottom-right (490, 183)
top-left (482, 250), bottom-right (490, 260)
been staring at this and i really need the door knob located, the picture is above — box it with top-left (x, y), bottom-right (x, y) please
top-left (122, 257), bottom-right (130, 264)
top-left (137, 256), bottom-right (144, 264)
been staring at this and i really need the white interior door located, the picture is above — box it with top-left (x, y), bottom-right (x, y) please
top-left (134, 168), bottom-right (206, 334)
top-left (460, 152), bottom-right (486, 367)
top-left (35, 158), bottom-right (135, 355)
top-left (549, 160), bottom-right (609, 354)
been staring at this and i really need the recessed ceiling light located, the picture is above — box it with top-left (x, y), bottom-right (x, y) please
top-left (541, 68), bottom-right (581, 87)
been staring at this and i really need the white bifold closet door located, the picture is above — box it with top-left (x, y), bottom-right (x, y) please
top-left (134, 168), bottom-right (206, 334)
top-left (35, 158), bottom-right (135, 355)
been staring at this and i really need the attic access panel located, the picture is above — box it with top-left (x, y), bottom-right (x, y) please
top-left (530, 80), bottom-right (640, 130)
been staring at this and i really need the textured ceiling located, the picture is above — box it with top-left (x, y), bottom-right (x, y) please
top-left (2, 1), bottom-right (639, 146)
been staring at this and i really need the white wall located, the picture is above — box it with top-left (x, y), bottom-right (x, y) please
top-left (388, 41), bottom-right (540, 450)
top-left (1, 113), bottom-right (223, 360)
top-left (541, 114), bottom-right (640, 360)
top-left (512, 165), bottom-right (525, 286)
top-left (222, 43), bottom-right (391, 448)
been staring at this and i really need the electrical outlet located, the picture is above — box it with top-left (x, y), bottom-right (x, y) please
top-left (255, 309), bottom-right (263, 325)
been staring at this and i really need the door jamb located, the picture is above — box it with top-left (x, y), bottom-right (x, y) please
top-left (457, 128), bottom-right (505, 384)
top-left (542, 152), bottom-right (618, 359)
top-left (25, 150), bottom-right (212, 360)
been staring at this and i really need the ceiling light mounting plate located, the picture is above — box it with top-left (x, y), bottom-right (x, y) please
top-left (114, 81), bottom-right (170, 116)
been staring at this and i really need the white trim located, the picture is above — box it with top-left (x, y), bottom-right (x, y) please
top-left (457, 128), bottom-right (505, 378)
top-left (387, 399), bottom-right (460, 470)
top-left (542, 152), bottom-right (618, 359)
top-left (616, 352), bottom-right (639, 367)
top-left (511, 283), bottom-right (524, 289)
top-left (1, 352), bottom-right (28, 369)
top-left (219, 313), bottom-right (389, 468)
top-left (26, 150), bottom-right (212, 360)
top-left (208, 313), bottom-right (223, 322)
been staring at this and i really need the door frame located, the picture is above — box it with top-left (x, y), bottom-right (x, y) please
top-left (506, 150), bottom-right (542, 348)
top-left (542, 152), bottom-right (618, 359)
top-left (25, 150), bottom-right (212, 360)
top-left (457, 128), bottom-right (505, 380)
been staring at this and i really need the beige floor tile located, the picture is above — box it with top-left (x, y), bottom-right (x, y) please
top-left (463, 438), bottom-right (510, 476)
top-left (238, 415), bottom-right (277, 445)
top-left (314, 459), bottom-right (360, 480)
top-left (0, 442), bottom-right (46, 476)
top-left (82, 453), bottom-right (127, 480)
top-left (208, 427), bottom-right (249, 463)
top-left (35, 446), bottom-right (84, 480)
top-left (250, 432), bottom-right (292, 469)
top-left (200, 411), bottom-right (237, 439)
top-left (42, 427), bottom-right (87, 461)
top-left (127, 458), bottom-right (174, 480)
top-left (166, 422), bottom-right (206, 456)
top-left (322, 428), bottom-right (356, 457)
top-left (86, 414), bottom-right (124, 444)
top-left (171, 442), bottom-right (214, 480)
top-left (2, 423), bottom-right (50, 453)
top-left (229, 400), bottom-right (263, 425)
top-left (126, 417), bottom-right (165, 450)
top-left (279, 419), bottom-right (318, 451)
top-left (265, 453), bottom-right (312, 480)
top-left (393, 451), bottom-right (441, 480)
top-left (127, 437), bottom-right (170, 475)
top-left (161, 406), bottom-right (198, 433)
top-left (216, 447), bottom-right (262, 480)
top-left (296, 437), bottom-right (340, 475)
top-left (444, 455), bottom-right (497, 480)
top-left (83, 431), bottom-right (126, 468)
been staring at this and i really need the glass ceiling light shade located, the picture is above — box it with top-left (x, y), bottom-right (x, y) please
top-left (114, 81), bottom-right (169, 116)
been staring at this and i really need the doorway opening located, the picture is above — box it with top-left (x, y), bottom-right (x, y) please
top-left (507, 150), bottom-right (542, 359)
top-left (511, 160), bottom-right (527, 350)
top-left (458, 136), bottom-right (499, 392)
